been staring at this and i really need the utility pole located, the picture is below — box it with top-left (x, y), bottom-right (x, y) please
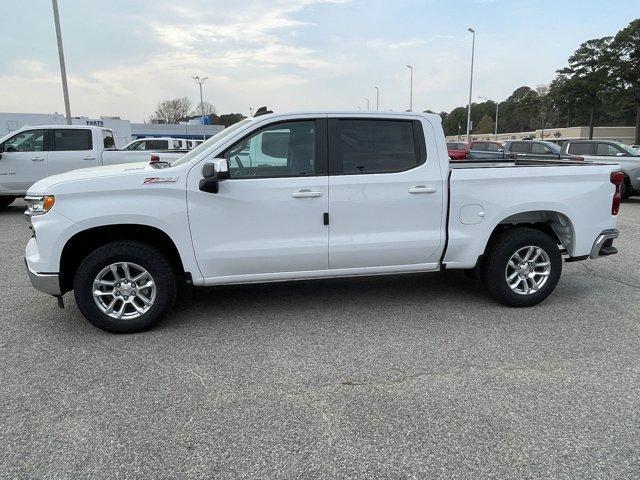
top-left (52, 0), bottom-right (71, 125)
top-left (466, 28), bottom-right (476, 143)
top-left (192, 76), bottom-right (208, 140)
top-left (406, 66), bottom-right (413, 111)
top-left (374, 86), bottom-right (379, 110)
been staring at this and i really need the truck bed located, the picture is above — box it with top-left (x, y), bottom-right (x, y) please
top-left (443, 160), bottom-right (618, 270)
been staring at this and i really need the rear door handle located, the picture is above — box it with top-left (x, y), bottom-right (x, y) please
top-left (83, 156), bottom-right (97, 161)
top-left (31, 156), bottom-right (45, 162)
top-left (408, 186), bottom-right (436, 194)
top-left (291, 189), bottom-right (323, 198)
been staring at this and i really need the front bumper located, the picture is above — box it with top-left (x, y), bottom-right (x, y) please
top-left (590, 229), bottom-right (619, 259)
top-left (25, 258), bottom-right (61, 296)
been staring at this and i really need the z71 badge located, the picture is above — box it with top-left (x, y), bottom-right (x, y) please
top-left (142, 176), bottom-right (179, 184)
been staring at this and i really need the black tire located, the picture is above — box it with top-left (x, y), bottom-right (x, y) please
top-left (621, 179), bottom-right (633, 200)
top-left (73, 241), bottom-right (176, 333)
top-left (0, 196), bottom-right (16, 209)
top-left (483, 228), bottom-right (562, 307)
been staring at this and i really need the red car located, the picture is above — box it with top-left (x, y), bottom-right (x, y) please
top-left (447, 142), bottom-right (468, 160)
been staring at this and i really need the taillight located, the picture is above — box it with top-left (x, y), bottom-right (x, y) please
top-left (611, 171), bottom-right (624, 215)
top-left (150, 154), bottom-right (160, 163)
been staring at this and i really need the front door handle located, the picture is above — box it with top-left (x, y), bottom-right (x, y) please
top-left (408, 185), bottom-right (436, 194)
top-left (291, 189), bottom-right (323, 198)
top-left (83, 156), bottom-right (97, 161)
top-left (31, 156), bottom-right (45, 162)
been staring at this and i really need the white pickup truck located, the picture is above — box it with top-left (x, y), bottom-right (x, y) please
top-left (24, 111), bottom-right (622, 333)
top-left (0, 125), bottom-right (185, 207)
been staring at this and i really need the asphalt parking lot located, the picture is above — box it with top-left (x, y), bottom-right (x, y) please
top-left (1, 199), bottom-right (640, 479)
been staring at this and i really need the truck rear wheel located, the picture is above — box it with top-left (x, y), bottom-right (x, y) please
top-left (73, 241), bottom-right (176, 333)
top-left (483, 228), bottom-right (562, 307)
top-left (0, 196), bottom-right (16, 209)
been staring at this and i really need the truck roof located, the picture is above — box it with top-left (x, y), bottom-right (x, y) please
top-left (252, 110), bottom-right (442, 122)
top-left (11, 124), bottom-right (111, 131)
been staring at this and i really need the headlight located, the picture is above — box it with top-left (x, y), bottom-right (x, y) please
top-left (25, 195), bottom-right (55, 216)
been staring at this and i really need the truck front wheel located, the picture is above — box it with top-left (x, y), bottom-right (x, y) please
top-left (483, 228), bottom-right (562, 307)
top-left (73, 241), bottom-right (176, 333)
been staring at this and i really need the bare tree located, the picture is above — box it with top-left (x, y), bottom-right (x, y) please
top-left (192, 101), bottom-right (217, 117)
top-left (153, 97), bottom-right (193, 124)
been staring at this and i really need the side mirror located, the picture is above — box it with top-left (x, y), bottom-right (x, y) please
top-left (199, 158), bottom-right (229, 194)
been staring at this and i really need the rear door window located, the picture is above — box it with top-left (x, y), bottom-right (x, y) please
top-left (567, 143), bottom-right (594, 155)
top-left (144, 140), bottom-right (169, 150)
top-left (509, 142), bottom-right (530, 153)
top-left (53, 129), bottom-right (93, 151)
top-left (336, 119), bottom-right (420, 174)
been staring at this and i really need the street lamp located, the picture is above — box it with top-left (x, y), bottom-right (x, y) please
top-left (52, 0), bottom-right (71, 124)
top-left (466, 28), bottom-right (475, 143)
top-left (406, 65), bottom-right (413, 111)
top-left (365, 98), bottom-right (370, 110)
top-left (192, 75), bottom-right (208, 141)
top-left (374, 86), bottom-right (380, 110)
top-left (478, 96), bottom-right (499, 140)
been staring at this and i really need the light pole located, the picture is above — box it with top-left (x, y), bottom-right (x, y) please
top-left (466, 28), bottom-right (475, 143)
top-left (478, 96), bottom-right (499, 140)
top-left (52, 0), bottom-right (71, 124)
top-left (374, 86), bottom-right (379, 110)
top-left (406, 65), bottom-right (413, 111)
top-left (192, 76), bottom-right (208, 140)
top-left (365, 98), bottom-right (370, 110)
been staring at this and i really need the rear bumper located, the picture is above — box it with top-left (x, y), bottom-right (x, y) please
top-left (590, 229), bottom-right (619, 259)
top-left (25, 258), bottom-right (61, 296)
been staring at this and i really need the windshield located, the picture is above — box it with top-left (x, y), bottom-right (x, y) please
top-left (615, 142), bottom-right (640, 156)
top-left (171, 119), bottom-right (253, 166)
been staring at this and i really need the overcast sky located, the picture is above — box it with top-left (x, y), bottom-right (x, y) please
top-left (1, 0), bottom-right (638, 121)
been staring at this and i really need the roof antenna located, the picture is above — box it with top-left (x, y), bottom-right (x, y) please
top-left (254, 106), bottom-right (273, 117)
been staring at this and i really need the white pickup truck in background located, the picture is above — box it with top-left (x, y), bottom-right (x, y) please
top-left (123, 137), bottom-right (202, 151)
top-left (24, 111), bottom-right (622, 333)
top-left (0, 125), bottom-right (186, 207)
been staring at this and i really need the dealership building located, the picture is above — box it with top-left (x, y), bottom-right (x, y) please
top-left (0, 112), bottom-right (224, 148)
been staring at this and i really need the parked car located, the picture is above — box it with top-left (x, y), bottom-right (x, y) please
top-left (446, 142), bottom-right (468, 160)
top-left (123, 137), bottom-right (190, 151)
top-left (0, 125), bottom-right (186, 207)
top-left (467, 140), bottom-right (504, 160)
top-left (24, 111), bottom-right (621, 333)
top-left (561, 139), bottom-right (640, 198)
top-left (504, 140), bottom-right (581, 161)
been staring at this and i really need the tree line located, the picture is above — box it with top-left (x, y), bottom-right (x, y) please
top-left (437, 18), bottom-right (640, 143)
top-left (152, 97), bottom-right (247, 128)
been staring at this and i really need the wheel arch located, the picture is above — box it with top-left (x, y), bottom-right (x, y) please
top-left (476, 210), bottom-right (575, 270)
top-left (59, 224), bottom-right (187, 294)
